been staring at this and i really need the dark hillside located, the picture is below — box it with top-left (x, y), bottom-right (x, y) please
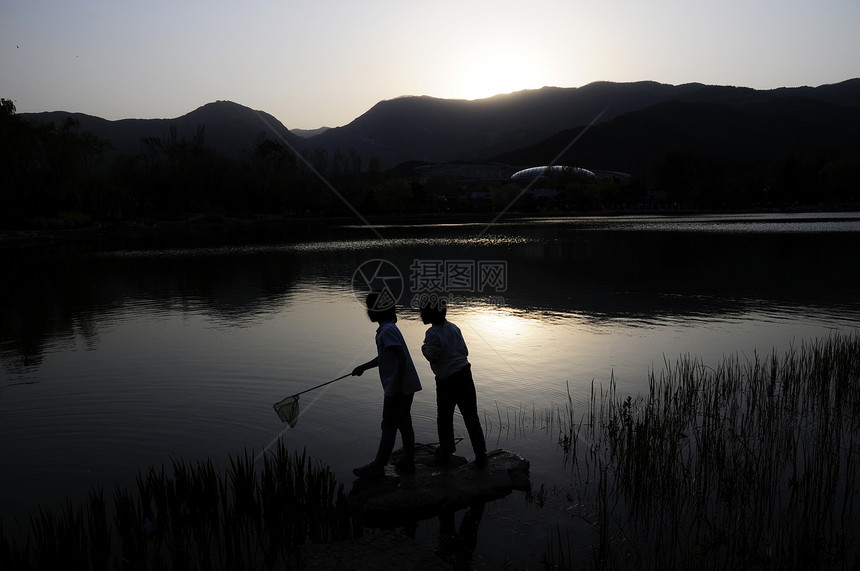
top-left (18, 80), bottom-right (859, 172)
top-left (771, 78), bottom-right (860, 107)
top-left (21, 101), bottom-right (303, 161)
top-left (7, 79), bottom-right (859, 224)
top-left (491, 96), bottom-right (860, 175)
top-left (308, 82), bottom-right (706, 169)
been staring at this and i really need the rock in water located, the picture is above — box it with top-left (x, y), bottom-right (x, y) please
top-left (348, 444), bottom-right (530, 525)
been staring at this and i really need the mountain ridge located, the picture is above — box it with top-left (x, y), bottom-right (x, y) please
top-left (306, 78), bottom-right (860, 169)
top-left (20, 100), bottom-right (303, 161)
top-left (18, 78), bottom-right (860, 172)
top-left (492, 96), bottom-right (860, 174)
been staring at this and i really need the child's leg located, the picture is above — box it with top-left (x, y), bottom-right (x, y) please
top-left (397, 393), bottom-right (416, 462)
top-left (436, 377), bottom-right (457, 455)
top-left (455, 369), bottom-right (487, 457)
top-left (375, 393), bottom-right (415, 466)
top-left (374, 394), bottom-right (400, 466)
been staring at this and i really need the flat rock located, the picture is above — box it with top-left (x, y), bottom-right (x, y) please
top-left (348, 445), bottom-right (530, 525)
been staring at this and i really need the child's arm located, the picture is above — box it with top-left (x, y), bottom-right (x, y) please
top-left (352, 356), bottom-right (379, 376)
top-left (421, 329), bottom-right (443, 362)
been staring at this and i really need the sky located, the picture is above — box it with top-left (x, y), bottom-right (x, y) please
top-left (2, 0), bottom-right (859, 129)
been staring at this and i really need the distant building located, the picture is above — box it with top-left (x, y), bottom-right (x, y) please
top-left (510, 165), bottom-right (596, 182)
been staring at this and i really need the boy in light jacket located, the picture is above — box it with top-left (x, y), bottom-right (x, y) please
top-left (420, 299), bottom-right (488, 469)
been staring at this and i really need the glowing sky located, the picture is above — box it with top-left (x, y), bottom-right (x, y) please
top-left (2, 0), bottom-right (858, 129)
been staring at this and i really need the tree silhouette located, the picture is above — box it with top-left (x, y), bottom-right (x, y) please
top-left (0, 101), bottom-right (111, 226)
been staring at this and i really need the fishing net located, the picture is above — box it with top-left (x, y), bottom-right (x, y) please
top-left (271, 373), bottom-right (351, 428)
top-left (273, 395), bottom-right (300, 428)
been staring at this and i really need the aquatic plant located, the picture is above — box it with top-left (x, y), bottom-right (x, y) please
top-left (5, 332), bottom-right (859, 569)
top-left (553, 332), bottom-right (860, 570)
top-left (0, 441), bottom-right (351, 570)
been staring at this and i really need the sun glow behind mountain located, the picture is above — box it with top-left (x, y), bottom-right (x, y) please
top-left (443, 42), bottom-right (550, 101)
top-left (2, 0), bottom-right (858, 129)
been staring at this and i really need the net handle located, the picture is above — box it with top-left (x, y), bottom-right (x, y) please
top-left (289, 372), bottom-right (353, 399)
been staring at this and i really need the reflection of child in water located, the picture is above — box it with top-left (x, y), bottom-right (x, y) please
top-left (420, 298), bottom-right (488, 469)
top-left (437, 502), bottom-right (485, 567)
top-left (352, 292), bottom-right (422, 479)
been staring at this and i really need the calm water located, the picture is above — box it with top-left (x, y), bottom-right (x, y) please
top-left (2, 212), bottom-right (860, 567)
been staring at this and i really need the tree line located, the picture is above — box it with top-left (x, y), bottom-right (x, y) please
top-left (0, 99), bottom-right (408, 230)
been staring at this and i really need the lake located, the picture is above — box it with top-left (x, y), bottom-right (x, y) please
top-left (2, 212), bottom-right (860, 568)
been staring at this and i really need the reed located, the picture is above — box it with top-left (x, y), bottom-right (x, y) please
top-left (5, 333), bottom-right (859, 569)
top-left (484, 400), bottom-right (559, 445)
top-left (0, 441), bottom-right (351, 570)
top-left (552, 332), bottom-right (860, 570)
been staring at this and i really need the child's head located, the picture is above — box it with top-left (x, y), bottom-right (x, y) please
top-left (419, 297), bottom-right (447, 325)
top-left (366, 291), bottom-right (397, 323)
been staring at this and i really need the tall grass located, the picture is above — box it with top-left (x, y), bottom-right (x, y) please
top-left (556, 332), bottom-right (860, 570)
top-left (0, 441), bottom-right (351, 570)
top-left (5, 333), bottom-right (859, 569)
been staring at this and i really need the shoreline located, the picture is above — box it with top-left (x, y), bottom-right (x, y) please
top-left (3, 206), bottom-right (859, 251)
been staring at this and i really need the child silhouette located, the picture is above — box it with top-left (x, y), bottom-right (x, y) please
top-left (420, 298), bottom-right (488, 469)
top-left (352, 291), bottom-right (422, 478)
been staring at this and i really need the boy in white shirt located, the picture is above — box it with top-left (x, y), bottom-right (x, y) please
top-left (352, 291), bottom-right (423, 478)
top-left (420, 299), bottom-right (488, 469)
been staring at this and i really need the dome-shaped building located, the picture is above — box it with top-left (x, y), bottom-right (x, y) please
top-left (510, 165), bottom-right (596, 181)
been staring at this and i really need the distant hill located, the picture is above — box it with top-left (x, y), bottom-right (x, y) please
top-left (291, 127), bottom-right (330, 138)
top-left (20, 100), bottom-right (304, 161)
top-left (306, 81), bottom-right (707, 169)
top-left (492, 82), bottom-right (860, 174)
top-left (18, 79), bottom-right (860, 173)
top-left (305, 79), bottom-right (860, 170)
